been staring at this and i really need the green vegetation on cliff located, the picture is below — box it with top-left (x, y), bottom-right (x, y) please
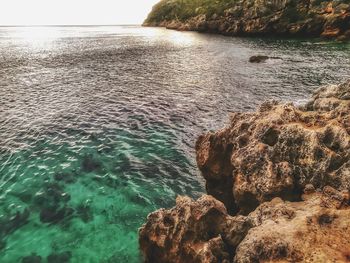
top-left (145, 0), bottom-right (237, 23)
top-left (144, 0), bottom-right (350, 40)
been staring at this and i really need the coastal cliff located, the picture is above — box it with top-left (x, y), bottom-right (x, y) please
top-left (143, 0), bottom-right (350, 40)
top-left (139, 80), bottom-right (350, 262)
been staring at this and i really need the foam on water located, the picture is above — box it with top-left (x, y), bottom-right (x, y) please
top-left (0, 26), bottom-right (349, 262)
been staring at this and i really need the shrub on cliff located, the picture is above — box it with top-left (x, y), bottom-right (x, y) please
top-left (144, 0), bottom-right (238, 23)
top-left (143, 0), bottom-right (350, 40)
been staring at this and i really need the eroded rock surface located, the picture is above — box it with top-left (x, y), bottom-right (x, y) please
top-left (139, 80), bottom-right (350, 262)
top-left (196, 80), bottom-right (350, 214)
top-left (235, 186), bottom-right (350, 262)
top-left (139, 195), bottom-right (252, 263)
top-left (140, 187), bottom-right (350, 263)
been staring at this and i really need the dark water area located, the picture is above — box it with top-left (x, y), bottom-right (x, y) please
top-left (0, 25), bottom-right (349, 262)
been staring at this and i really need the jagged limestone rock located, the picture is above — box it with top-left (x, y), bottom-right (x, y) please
top-left (139, 81), bottom-right (350, 262)
top-left (196, 80), bottom-right (350, 214)
top-left (139, 195), bottom-right (252, 263)
top-left (140, 187), bottom-right (350, 263)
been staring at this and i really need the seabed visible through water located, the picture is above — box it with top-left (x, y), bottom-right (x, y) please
top-left (0, 25), bottom-right (349, 262)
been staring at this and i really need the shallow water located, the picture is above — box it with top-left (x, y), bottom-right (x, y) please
top-left (0, 25), bottom-right (349, 262)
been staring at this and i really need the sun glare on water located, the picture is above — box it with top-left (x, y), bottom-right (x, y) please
top-left (6, 27), bottom-right (63, 48)
top-left (15, 27), bottom-right (61, 39)
top-left (168, 31), bottom-right (198, 46)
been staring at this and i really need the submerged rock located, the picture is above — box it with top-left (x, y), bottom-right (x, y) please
top-left (139, 80), bottom-right (350, 262)
top-left (249, 55), bottom-right (283, 63)
top-left (249, 55), bottom-right (269, 63)
top-left (40, 206), bottom-right (74, 224)
top-left (54, 171), bottom-right (78, 184)
top-left (34, 182), bottom-right (74, 224)
top-left (0, 208), bottom-right (30, 238)
top-left (22, 253), bottom-right (42, 263)
top-left (0, 240), bottom-right (5, 251)
top-left (81, 154), bottom-right (102, 173)
top-left (34, 182), bottom-right (71, 209)
top-left (47, 251), bottom-right (72, 263)
top-left (76, 201), bottom-right (93, 223)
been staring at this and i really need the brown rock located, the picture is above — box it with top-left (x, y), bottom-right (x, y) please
top-left (140, 188), bottom-right (350, 262)
top-left (196, 80), bottom-right (350, 215)
top-left (139, 195), bottom-right (252, 263)
top-left (322, 27), bottom-right (341, 38)
top-left (249, 55), bottom-right (269, 63)
top-left (139, 81), bottom-right (350, 263)
top-left (234, 187), bottom-right (350, 262)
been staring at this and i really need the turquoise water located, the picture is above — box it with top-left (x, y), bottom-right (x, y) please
top-left (0, 26), bottom-right (349, 262)
top-left (0, 120), bottom-right (203, 262)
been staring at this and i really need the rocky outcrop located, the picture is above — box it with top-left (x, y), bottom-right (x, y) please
top-left (140, 187), bottom-right (350, 263)
top-left (144, 0), bottom-right (350, 40)
top-left (196, 80), bottom-right (350, 215)
top-left (139, 80), bottom-right (350, 262)
top-left (139, 195), bottom-right (252, 263)
top-left (249, 55), bottom-right (270, 63)
top-left (235, 186), bottom-right (350, 262)
top-left (249, 56), bottom-right (283, 63)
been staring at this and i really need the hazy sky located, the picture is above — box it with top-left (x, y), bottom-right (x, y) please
top-left (0, 0), bottom-right (160, 25)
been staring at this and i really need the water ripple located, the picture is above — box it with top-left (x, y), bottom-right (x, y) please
top-left (0, 26), bottom-right (349, 262)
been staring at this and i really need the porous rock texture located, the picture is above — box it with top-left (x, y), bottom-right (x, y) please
top-left (144, 0), bottom-right (350, 40)
top-left (235, 186), bottom-right (350, 263)
top-left (139, 195), bottom-right (252, 263)
top-left (139, 80), bottom-right (350, 262)
top-left (197, 80), bottom-right (350, 215)
top-left (140, 187), bottom-right (350, 262)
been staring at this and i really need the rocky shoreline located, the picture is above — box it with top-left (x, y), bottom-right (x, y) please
top-left (139, 80), bottom-right (350, 262)
top-left (143, 0), bottom-right (350, 40)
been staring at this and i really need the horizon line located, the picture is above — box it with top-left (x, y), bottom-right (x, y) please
top-left (0, 24), bottom-right (142, 27)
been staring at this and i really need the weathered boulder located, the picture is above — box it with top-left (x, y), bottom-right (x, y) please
top-left (139, 195), bottom-right (252, 263)
top-left (249, 55), bottom-right (269, 63)
top-left (196, 80), bottom-right (350, 214)
top-left (234, 186), bottom-right (350, 262)
top-left (140, 187), bottom-right (350, 262)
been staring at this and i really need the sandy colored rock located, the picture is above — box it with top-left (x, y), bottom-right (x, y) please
top-left (140, 187), bottom-right (350, 263)
top-left (139, 80), bottom-right (350, 263)
top-left (196, 80), bottom-right (350, 214)
top-left (139, 195), bottom-right (252, 263)
top-left (234, 186), bottom-right (350, 262)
